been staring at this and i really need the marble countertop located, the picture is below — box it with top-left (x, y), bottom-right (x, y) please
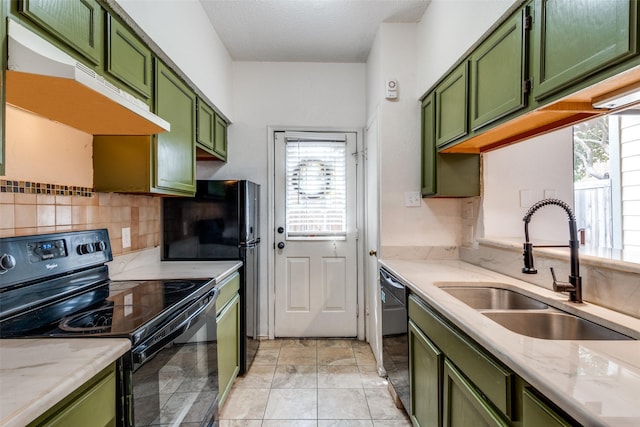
top-left (0, 338), bottom-right (131, 427)
top-left (107, 246), bottom-right (242, 282)
top-left (0, 248), bottom-right (241, 427)
top-left (380, 259), bottom-right (640, 427)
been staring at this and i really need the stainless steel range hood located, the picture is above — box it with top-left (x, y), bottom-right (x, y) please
top-left (6, 19), bottom-right (170, 135)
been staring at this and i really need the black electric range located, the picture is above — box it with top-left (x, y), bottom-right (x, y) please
top-left (0, 229), bottom-right (221, 426)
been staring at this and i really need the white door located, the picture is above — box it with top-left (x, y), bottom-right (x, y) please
top-left (364, 115), bottom-right (383, 371)
top-left (274, 131), bottom-right (358, 337)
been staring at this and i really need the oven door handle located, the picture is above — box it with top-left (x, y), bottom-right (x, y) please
top-left (132, 288), bottom-right (219, 365)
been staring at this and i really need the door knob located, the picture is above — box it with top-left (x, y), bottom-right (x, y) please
top-left (369, 250), bottom-right (377, 257)
top-left (277, 242), bottom-right (285, 249)
top-left (277, 227), bottom-right (284, 234)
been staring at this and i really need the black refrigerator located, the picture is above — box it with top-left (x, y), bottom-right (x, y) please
top-left (162, 180), bottom-right (260, 375)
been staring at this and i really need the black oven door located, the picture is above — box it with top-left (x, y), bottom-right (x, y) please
top-left (126, 289), bottom-right (220, 427)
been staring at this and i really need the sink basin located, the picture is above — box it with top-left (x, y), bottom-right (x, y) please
top-left (441, 287), bottom-right (548, 310)
top-left (483, 311), bottom-right (633, 340)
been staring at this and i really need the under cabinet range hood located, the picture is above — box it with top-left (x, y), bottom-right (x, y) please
top-left (6, 19), bottom-right (170, 135)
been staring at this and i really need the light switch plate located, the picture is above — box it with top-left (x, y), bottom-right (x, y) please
top-left (519, 189), bottom-right (531, 208)
top-left (122, 227), bottom-right (131, 248)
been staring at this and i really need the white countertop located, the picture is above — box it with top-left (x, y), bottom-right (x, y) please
top-left (380, 259), bottom-right (640, 427)
top-left (0, 248), bottom-right (241, 427)
top-left (107, 246), bottom-right (242, 282)
top-left (0, 338), bottom-right (131, 427)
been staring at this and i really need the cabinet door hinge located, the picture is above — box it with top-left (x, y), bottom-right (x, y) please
top-left (524, 14), bottom-right (532, 30)
top-left (522, 79), bottom-right (531, 94)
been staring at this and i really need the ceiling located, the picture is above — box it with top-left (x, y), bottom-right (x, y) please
top-left (199, 0), bottom-right (431, 63)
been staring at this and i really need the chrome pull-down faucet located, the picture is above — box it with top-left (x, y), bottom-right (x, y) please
top-left (522, 198), bottom-right (583, 303)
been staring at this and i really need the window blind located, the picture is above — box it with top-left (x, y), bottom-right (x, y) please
top-left (285, 137), bottom-right (347, 239)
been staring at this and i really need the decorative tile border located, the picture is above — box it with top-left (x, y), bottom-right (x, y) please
top-left (0, 180), bottom-right (94, 197)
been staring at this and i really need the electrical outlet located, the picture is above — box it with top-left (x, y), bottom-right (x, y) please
top-left (122, 227), bottom-right (131, 248)
top-left (405, 191), bottom-right (421, 207)
top-left (544, 189), bottom-right (556, 199)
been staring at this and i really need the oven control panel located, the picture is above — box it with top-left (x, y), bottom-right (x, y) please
top-left (0, 229), bottom-right (112, 288)
top-left (27, 239), bottom-right (68, 263)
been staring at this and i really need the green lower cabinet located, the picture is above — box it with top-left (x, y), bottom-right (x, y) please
top-left (28, 363), bottom-right (116, 427)
top-left (522, 388), bottom-right (575, 427)
top-left (443, 359), bottom-right (509, 427)
top-left (409, 320), bottom-right (442, 427)
top-left (531, 0), bottom-right (639, 101)
top-left (217, 292), bottom-right (240, 408)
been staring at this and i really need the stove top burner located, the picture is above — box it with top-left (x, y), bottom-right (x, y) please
top-left (163, 281), bottom-right (196, 294)
top-left (59, 304), bottom-right (154, 333)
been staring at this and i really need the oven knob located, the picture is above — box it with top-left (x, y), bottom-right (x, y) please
top-left (77, 243), bottom-right (96, 255)
top-left (0, 254), bottom-right (16, 273)
top-left (94, 241), bottom-right (107, 252)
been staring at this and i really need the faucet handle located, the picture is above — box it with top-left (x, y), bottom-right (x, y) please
top-left (550, 267), bottom-right (574, 293)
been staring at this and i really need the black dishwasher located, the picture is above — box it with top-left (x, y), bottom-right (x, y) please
top-left (380, 267), bottom-right (409, 411)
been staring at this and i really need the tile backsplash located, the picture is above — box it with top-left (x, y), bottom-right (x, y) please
top-left (0, 186), bottom-right (160, 256)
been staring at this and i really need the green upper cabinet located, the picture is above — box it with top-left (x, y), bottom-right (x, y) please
top-left (435, 62), bottom-right (468, 148)
top-left (155, 60), bottom-right (197, 195)
top-left (196, 99), bottom-right (228, 161)
top-left (421, 94), bottom-right (436, 196)
top-left (196, 98), bottom-right (215, 153)
top-left (531, 0), bottom-right (639, 101)
top-left (214, 113), bottom-right (228, 160)
top-left (421, 91), bottom-right (480, 198)
top-left (18, 0), bottom-right (103, 65)
top-left (470, 10), bottom-right (527, 131)
top-left (1, 0), bottom-right (6, 176)
top-left (106, 14), bottom-right (152, 99)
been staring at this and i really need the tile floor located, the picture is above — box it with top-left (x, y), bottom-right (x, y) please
top-left (219, 339), bottom-right (412, 427)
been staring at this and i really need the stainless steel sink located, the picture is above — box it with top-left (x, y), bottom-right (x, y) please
top-left (483, 311), bottom-right (633, 340)
top-left (440, 286), bottom-right (548, 310)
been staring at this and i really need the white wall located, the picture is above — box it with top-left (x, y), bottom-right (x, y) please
top-left (369, 24), bottom-right (463, 248)
top-left (115, 0), bottom-right (233, 119)
top-left (416, 0), bottom-right (518, 96)
top-left (198, 61), bottom-right (367, 337)
top-left (483, 128), bottom-right (574, 242)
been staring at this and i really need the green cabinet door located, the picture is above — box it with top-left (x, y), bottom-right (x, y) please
top-left (522, 388), bottom-right (574, 427)
top-left (436, 62), bottom-right (468, 148)
top-left (28, 364), bottom-right (116, 427)
top-left (214, 113), bottom-right (228, 160)
top-left (1, 0), bottom-right (6, 176)
top-left (421, 93), bottom-right (436, 196)
top-left (421, 92), bottom-right (480, 198)
top-left (217, 293), bottom-right (240, 408)
top-left (443, 359), bottom-right (509, 427)
top-left (19, 0), bottom-right (103, 65)
top-left (409, 320), bottom-right (442, 427)
top-left (470, 10), bottom-right (527, 131)
top-left (106, 14), bottom-right (152, 99)
top-left (155, 61), bottom-right (196, 195)
top-left (196, 98), bottom-right (215, 153)
top-left (532, 0), bottom-right (638, 101)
